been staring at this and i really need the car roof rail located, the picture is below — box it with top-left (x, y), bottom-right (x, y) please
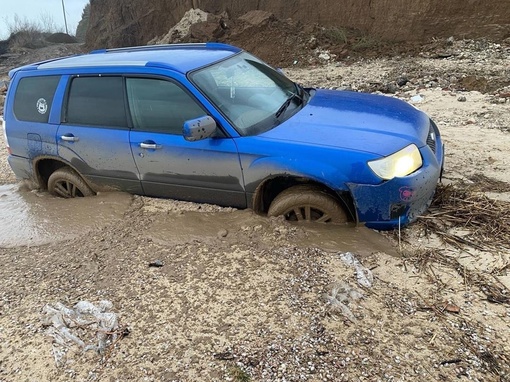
top-left (89, 42), bottom-right (240, 55)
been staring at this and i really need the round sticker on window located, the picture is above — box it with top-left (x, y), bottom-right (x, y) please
top-left (36, 98), bottom-right (48, 114)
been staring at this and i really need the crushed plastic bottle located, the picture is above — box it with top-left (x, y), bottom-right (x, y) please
top-left (339, 252), bottom-right (374, 288)
top-left (41, 300), bottom-right (120, 366)
top-left (324, 282), bottom-right (363, 323)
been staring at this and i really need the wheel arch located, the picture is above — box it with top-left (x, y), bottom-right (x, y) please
top-left (252, 175), bottom-right (357, 222)
top-left (32, 156), bottom-right (92, 191)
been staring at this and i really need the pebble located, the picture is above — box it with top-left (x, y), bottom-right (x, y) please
top-left (396, 76), bottom-right (409, 87)
top-left (217, 229), bottom-right (228, 238)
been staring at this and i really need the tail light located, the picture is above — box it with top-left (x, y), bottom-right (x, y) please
top-left (1, 116), bottom-right (11, 155)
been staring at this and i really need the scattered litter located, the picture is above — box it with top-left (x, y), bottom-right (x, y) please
top-left (410, 94), bottom-right (424, 103)
top-left (339, 252), bottom-right (374, 287)
top-left (149, 259), bottom-right (164, 267)
top-left (318, 52), bottom-right (331, 61)
top-left (324, 282), bottom-right (363, 323)
top-left (41, 300), bottom-right (124, 366)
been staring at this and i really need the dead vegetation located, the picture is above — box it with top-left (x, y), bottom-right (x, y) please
top-left (400, 178), bottom-right (510, 305)
top-left (417, 180), bottom-right (510, 252)
top-left (1, 13), bottom-right (76, 52)
top-left (397, 180), bottom-right (510, 379)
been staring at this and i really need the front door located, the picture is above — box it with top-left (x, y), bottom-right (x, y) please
top-left (126, 77), bottom-right (246, 208)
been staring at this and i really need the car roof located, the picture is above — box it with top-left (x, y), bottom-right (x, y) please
top-left (10, 43), bottom-right (242, 77)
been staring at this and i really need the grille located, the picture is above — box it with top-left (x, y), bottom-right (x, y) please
top-left (426, 120), bottom-right (438, 153)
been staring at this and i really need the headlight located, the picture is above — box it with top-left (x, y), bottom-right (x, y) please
top-left (368, 144), bottom-right (423, 180)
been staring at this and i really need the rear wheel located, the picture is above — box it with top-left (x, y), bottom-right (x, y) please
top-left (47, 167), bottom-right (95, 198)
top-left (267, 185), bottom-right (349, 223)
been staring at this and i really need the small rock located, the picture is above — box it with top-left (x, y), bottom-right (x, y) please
top-left (457, 96), bottom-right (467, 102)
top-left (382, 83), bottom-right (398, 94)
top-left (396, 76), bottom-right (409, 87)
top-left (217, 229), bottom-right (228, 238)
top-left (443, 302), bottom-right (460, 314)
top-left (148, 260), bottom-right (164, 268)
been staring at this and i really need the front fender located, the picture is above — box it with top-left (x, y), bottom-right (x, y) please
top-left (241, 155), bottom-right (351, 194)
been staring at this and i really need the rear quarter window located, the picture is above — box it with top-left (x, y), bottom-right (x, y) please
top-left (13, 76), bottom-right (60, 123)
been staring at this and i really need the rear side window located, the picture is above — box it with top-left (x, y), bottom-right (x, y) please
top-left (66, 76), bottom-right (127, 127)
top-left (13, 76), bottom-right (60, 123)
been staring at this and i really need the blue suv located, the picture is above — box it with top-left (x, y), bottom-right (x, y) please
top-left (3, 43), bottom-right (443, 230)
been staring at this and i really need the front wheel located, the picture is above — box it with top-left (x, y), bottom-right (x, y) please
top-left (47, 167), bottom-right (95, 198)
top-left (267, 185), bottom-right (349, 224)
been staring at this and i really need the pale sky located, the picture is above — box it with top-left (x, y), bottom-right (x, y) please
top-left (0, 0), bottom-right (90, 40)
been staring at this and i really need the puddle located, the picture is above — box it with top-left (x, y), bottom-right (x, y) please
top-left (148, 209), bottom-right (396, 256)
top-left (0, 184), bottom-right (133, 248)
top-left (0, 182), bottom-right (397, 256)
top-left (295, 222), bottom-right (397, 256)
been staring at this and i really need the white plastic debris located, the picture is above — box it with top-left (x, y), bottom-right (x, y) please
top-left (340, 252), bottom-right (374, 288)
top-left (410, 94), bottom-right (424, 103)
top-left (318, 52), bottom-right (331, 61)
top-left (324, 282), bottom-right (363, 323)
top-left (41, 300), bottom-right (120, 366)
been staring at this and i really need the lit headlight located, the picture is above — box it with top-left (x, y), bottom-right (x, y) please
top-left (368, 144), bottom-right (423, 180)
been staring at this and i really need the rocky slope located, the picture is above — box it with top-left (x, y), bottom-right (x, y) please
top-left (86, 0), bottom-right (510, 49)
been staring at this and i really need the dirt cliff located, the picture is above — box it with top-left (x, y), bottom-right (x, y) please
top-left (86, 0), bottom-right (510, 49)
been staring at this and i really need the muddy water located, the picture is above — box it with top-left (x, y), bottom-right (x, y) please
top-left (0, 184), bottom-right (133, 248)
top-left (295, 222), bottom-right (397, 256)
top-left (1, 183), bottom-right (396, 255)
top-left (148, 209), bottom-right (397, 256)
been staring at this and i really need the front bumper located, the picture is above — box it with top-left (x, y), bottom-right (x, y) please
top-left (347, 142), bottom-right (444, 230)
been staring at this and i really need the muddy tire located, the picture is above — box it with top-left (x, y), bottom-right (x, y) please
top-left (268, 185), bottom-right (349, 223)
top-left (47, 167), bottom-right (95, 198)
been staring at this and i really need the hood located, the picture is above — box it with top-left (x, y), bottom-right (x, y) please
top-left (261, 89), bottom-right (430, 156)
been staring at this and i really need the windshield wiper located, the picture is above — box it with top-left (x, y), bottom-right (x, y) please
top-left (296, 82), bottom-right (309, 101)
top-left (275, 92), bottom-right (301, 120)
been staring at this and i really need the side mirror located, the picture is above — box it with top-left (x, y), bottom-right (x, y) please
top-left (183, 116), bottom-right (217, 142)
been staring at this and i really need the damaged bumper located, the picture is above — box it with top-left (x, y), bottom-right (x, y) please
top-left (347, 143), bottom-right (444, 230)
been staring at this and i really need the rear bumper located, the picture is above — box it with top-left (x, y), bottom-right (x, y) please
top-left (7, 154), bottom-right (33, 181)
top-left (347, 142), bottom-right (444, 230)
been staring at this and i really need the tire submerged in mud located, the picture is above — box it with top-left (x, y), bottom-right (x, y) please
top-left (268, 184), bottom-right (349, 223)
top-left (48, 167), bottom-right (95, 198)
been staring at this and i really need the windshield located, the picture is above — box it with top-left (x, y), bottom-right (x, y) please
top-left (189, 52), bottom-right (306, 136)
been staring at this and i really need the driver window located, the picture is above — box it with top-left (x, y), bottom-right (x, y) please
top-left (126, 78), bottom-right (205, 134)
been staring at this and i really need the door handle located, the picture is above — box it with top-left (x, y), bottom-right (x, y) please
top-left (140, 142), bottom-right (162, 150)
top-left (60, 134), bottom-right (79, 142)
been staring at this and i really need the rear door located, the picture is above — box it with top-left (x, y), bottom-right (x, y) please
top-left (57, 75), bottom-right (142, 193)
top-left (126, 77), bottom-right (246, 207)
